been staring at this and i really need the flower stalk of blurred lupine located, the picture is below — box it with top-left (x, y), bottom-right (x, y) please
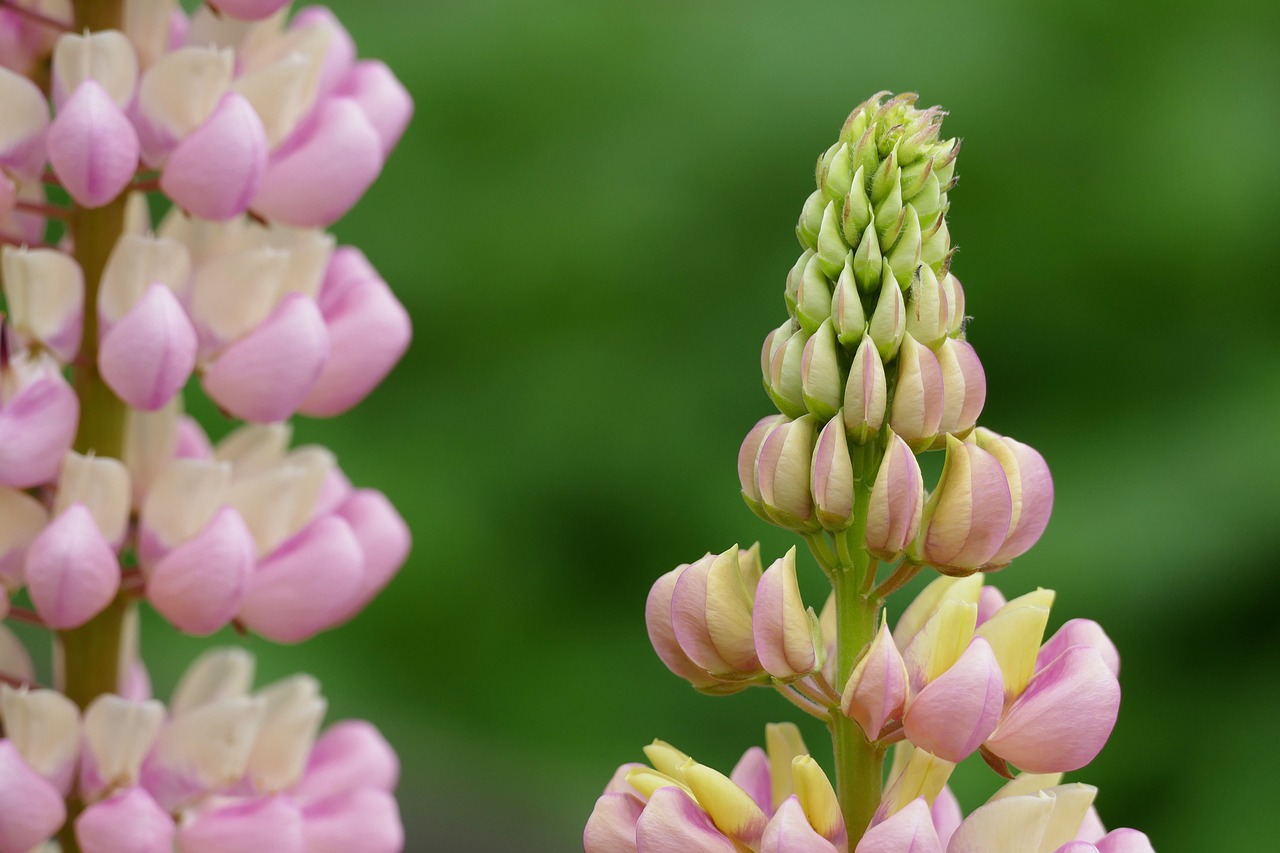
top-left (585, 94), bottom-right (1157, 852)
top-left (0, 1), bottom-right (411, 851)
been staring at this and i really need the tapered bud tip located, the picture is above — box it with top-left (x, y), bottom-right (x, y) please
top-left (841, 619), bottom-right (909, 740)
top-left (812, 416), bottom-right (854, 530)
top-left (754, 549), bottom-right (821, 679)
top-left (843, 336), bottom-right (887, 444)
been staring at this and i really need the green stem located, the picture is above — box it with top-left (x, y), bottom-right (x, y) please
top-left (812, 440), bottom-right (886, 845)
top-left (58, 12), bottom-right (127, 853)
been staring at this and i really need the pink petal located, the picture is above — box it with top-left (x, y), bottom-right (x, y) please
top-left (865, 431), bottom-right (924, 560)
top-left (336, 61), bottom-right (413, 155)
top-left (729, 747), bottom-right (772, 816)
top-left (237, 515), bottom-right (363, 643)
top-left (301, 789), bottom-right (403, 853)
top-left (1037, 620), bottom-right (1120, 678)
top-left (25, 504), bottom-right (120, 630)
top-left (202, 293), bottom-right (329, 423)
top-left (99, 283), bottom-right (197, 411)
top-left (855, 798), bottom-right (941, 853)
top-left (753, 552), bottom-right (818, 679)
top-left (921, 438), bottom-right (1012, 572)
top-left (75, 787), bottom-right (174, 853)
top-left (176, 415), bottom-right (214, 459)
top-left (298, 271), bottom-right (410, 417)
top-left (931, 787), bottom-right (962, 849)
top-left (983, 434), bottom-right (1053, 567)
top-left (292, 7), bottom-right (356, 99)
top-left (294, 721), bottom-right (400, 803)
top-left (635, 786), bottom-right (739, 853)
top-left (1055, 844), bottom-right (1100, 853)
top-left (0, 67), bottom-right (50, 180)
top-left (1095, 829), bottom-right (1155, 853)
top-left (177, 797), bottom-right (304, 853)
top-left (0, 366), bottom-right (78, 488)
top-left (161, 92), bottom-right (267, 221)
top-left (903, 637), bottom-right (1004, 762)
top-left (986, 646), bottom-right (1121, 773)
top-left (645, 565), bottom-right (723, 691)
top-left (147, 506), bottom-right (254, 635)
top-left (585, 792), bottom-right (643, 853)
top-left (762, 797), bottom-right (839, 853)
top-left (252, 98), bottom-right (383, 227)
top-left (841, 620), bottom-right (909, 740)
top-left (0, 740), bottom-right (66, 853)
top-left (47, 80), bottom-right (139, 208)
top-left (975, 586), bottom-right (1007, 627)
top-left (330, 490), bottom-right (411, 620)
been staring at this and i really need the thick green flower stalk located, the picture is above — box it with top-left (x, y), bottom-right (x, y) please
top-left (585, 94), bottom-right (1156, 853)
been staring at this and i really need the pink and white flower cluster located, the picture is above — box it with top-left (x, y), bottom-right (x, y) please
top-left (0, 647), bottom-right (402, 853)
top-left (585, 724), bottom-right (1156, 853)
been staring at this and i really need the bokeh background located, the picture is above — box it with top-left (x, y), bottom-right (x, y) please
top-left (119, 0), bottom-right (1280, 850)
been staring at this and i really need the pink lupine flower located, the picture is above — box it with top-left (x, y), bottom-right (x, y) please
top-left (1, 246), bottom-right (84, 362)
top-left (753, 549), bottom-right (823, 680)
top-left (0, 739), bottom-right (66, 853)
top-left (0, 66), bottom-right (50, 179)
top-left (971, 428), bottom-right (1053, 569)
top-left (934, 339), bottom-right (985, 439)
top-left (841, 619), bottom-right (909, 741)
top-left (865, 430), bottom-right (924, 561)
top-left (0, 349), bottom-right (79, 489)
top-left (889, 335), bottom-right (943, 451)
top-left (914, 436), bottom-right (1012, 573)
top-left (160, 92), bottom-right (268, 220)
top-left (842, 336), bottom-right (888, 444)
top-left (24, 504), bottom-right (120, 629)
top-left (75, 786), bottom-right (175, 853)
top-left (670, 547), bottom-right (763, 677)
top-left (99, 283), bottom-right (199, 411)
top-left (810, 416), bottom-right (854, 530)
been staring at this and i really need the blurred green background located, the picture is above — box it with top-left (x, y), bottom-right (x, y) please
top-left (130, 0), bottom-right (1280, 850)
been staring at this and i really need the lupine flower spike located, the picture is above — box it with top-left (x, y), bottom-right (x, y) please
top-left (588, 92), bottom-right (1154, 852)
top-left (0, 3), bottom-right (412, 851)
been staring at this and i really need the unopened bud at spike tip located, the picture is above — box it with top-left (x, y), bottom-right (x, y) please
top-left (867, 266), bottom-right (907, 361)
top-left (852, 216), bottom-right (883, 294)
top-left (796, 254), bottom-right (833, 334)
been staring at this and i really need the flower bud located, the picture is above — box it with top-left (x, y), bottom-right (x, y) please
top-left (161, 92), bottom-right (268, 221)
top-left (934, 339), bottom-right (985, 440)
top-left (203, 293), bottom-right (330, 423)
top-left (785, 251), bottom-right (814, 315)
top-left (841, 166), bottom-right (872, 242)
top-left (0, 740), bottom-right (66, 853)
top-left (252, 99), bottom-right (384, 228)
top-left (865, 431), bottom-right (924, 561)
top-left (753, 548), bottom-right (822, 680)
top-left (831, 257), bottom-right (867, 346)
top-left (795, 253), bottom-right (832, 334)
top-left (842, 336), bottom-right (887, 444)
top-left (887, 207), bottom-right (923, 287)
top-left (147, 506), bottom-right (255, 635)
top-left (797, 191), bottom-right (825, 250)
top-left (905, 265), bottom-right (948, 350)
top-left (740, 415), bottom-right (786, 520)
top-left (25, 504), bottom-right (120, 629)
top-left (867, 266), bottom-right (906, 361)
top-left (237, 515), bottom-right (363, 643)
top-left (299, 249), bottom-right (412, 417)
top-left (75, 787), bottom-right (175, 853)
top-left (972, 429), bottom-right (1053, 568)
top-left (0, 353), bottom-right (79, 488)
top-left (99, 283), bottom-right (198, 411)
top-left (47, 80), bottom-right (141, 208)
top-left (671, 549), bottom-right (760, 677)
top-left (852, 215), bottom-right (882, 294)
top-left (902, 637), bottom-right (1004, 762)
top-left (913, 436), bottom-right (1012, 573)
top-left (841, 618), bottom-right (909, 740)
top-left (801, 320), bottom-right (844, 419)
top-left (940, 274), bottom-right (965, 336)
top-left (765, 323), bottom-right (808, 419)
top-left (822, 141), bottom-right (853, 200)
top-left (816, 201), bottom-right (850, 281)
top-left (873, 171), bottom-right (903, 248)
top-left (756, 415), bottom-right (819, 532)
top-left (1, 247), bottom-right (84, 362)
top-left (811, 416), bottom-right (854, 530)
top-left (888, 335), bottom-right (943, 452)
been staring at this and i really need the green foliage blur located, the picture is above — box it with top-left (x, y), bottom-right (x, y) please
top-left (140, 1), bottom-right (1280, 849)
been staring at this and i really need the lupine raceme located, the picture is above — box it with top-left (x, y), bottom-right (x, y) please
top-left (586, 93), bottom-right (1156, 852)
top-left (0, 2), bottom-right (410, 851)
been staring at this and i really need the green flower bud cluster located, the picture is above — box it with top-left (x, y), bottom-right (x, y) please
top-left (762, 93), bottom-right (970, 435)
top-left (748, 94), bottom-right (990, 535)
